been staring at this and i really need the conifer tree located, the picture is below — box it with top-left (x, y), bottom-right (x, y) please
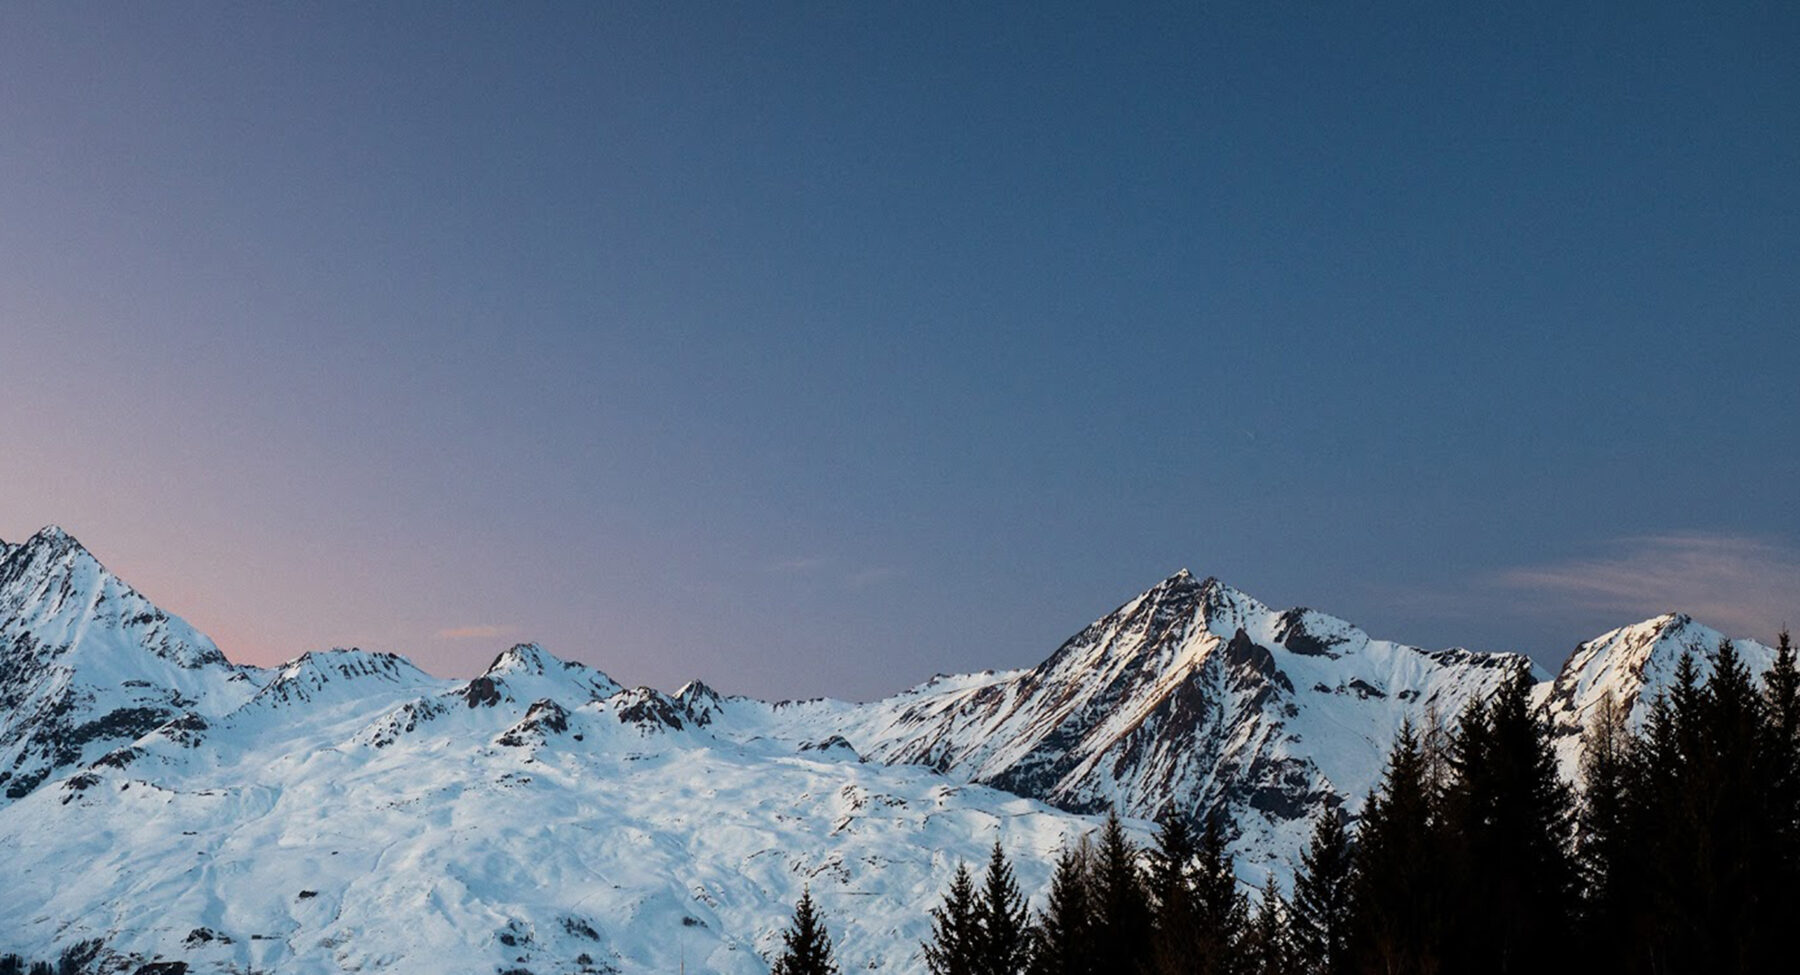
top-left (1029, 842), bottom-right (1096, 975)
top-left (1628, 647), bottom-right (1748, 973)
top-left (1766, 630), bottom-right (1800, 760)
top-left (925, 862), bottom-right (981, 975)
top-left (1239, 877), bottom-right (1290, 975)
top-left (772, 887), bottom-right (839, 975)
top-left (1441, 666), bottom-right (1577, 974)
top-left (1348, 719), bottom-right (1443, 974)
top-left (1191, 815), bottom-right (1247, 975)
top-left (1625, 683), bottom-right (1690, 974)
top-left (1289, 809), bottom-right (1351, 975)
top-left (975, 841), bottom-right (1031, 975)
top-left (1145, 813), bottom-right (1201, 975)
top-left (1575, 690), bottom-right (1635, 962)
top-left (1697, 639), bottom-right (1772, 973)
top-left (1760, 630), bottom-right (1800, 965)
top-left (1090, 811), bottom-right (1152, 974)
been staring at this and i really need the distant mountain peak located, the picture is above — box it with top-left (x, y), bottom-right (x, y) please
top-left (474, 642), bottom-right (622, 703)
top-left (0, 527), bottom-right (257, 804)
top-left (1539, 610), bottom-right (1777, 776)
top-left (245, 648), bottom-right (432, 709)
top-left (11, 524), bottom-right (89, 565)
top-left (676, 679), bottom-right (720, 703)
top-left (1146, 567), bottom-right (1208, 596)
top-left (1, 524), bottom-right (95, 586)
top-left (485, 642), bottom-right (556, 676)
top-left (0, 524), bottom-right (228, 673)
top-left (31, 523), bottom-right (77, 544)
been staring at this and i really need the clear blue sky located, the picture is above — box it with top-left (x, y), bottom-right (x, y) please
top-left (3, 2), bottom-right (1796, 699)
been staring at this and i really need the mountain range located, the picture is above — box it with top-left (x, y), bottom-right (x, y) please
top-left (0, 525), bottom-right (1778, 973)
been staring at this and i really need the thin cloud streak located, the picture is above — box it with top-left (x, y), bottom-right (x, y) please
top-left (1496, 533), bottom-right (1800, 642)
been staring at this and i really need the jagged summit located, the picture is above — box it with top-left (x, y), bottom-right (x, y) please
top-left (0, 524), bottom-right (230, 672)
top-left (0, 526), bottom-right (97, 589)
top-left (0, 525), bottom-right (260, 802)
top-left (471, 641), bottom-right (622, 704)
top-left (673, 679), bottom-right (725, 726)
top-left (247, 648), bottom-right (437, 709)
top-left (20, 523), bottom-right (80, 553)
top-left (750, 570), bottom-right (1537, 879)
top-left (482, 642), bottom-right (562, 676)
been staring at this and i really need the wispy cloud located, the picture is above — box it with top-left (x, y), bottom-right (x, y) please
top-left (1495, 532), bottom-right (1800, 641)
top-left (436, 624), bottom-right (511, 640)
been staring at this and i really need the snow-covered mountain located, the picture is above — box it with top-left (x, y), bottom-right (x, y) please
top-left (0, 528), bottom-right (1097, 973)
top-left (0, 526), bottom-right (264, 802)
top-left (0, 525), bottom-right (1786, 972)
top-left (1536, 612), bottom-right (1778, 776)
top-left (733, 570), bottom-right (1537, 876)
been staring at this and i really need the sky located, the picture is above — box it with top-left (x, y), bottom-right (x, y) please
top-left (2, 2), bottom-right (1796, 701)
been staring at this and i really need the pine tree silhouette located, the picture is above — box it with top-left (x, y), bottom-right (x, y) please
top-left (1760, 630), bottom-right (1800, 968)
top-left (1348, 719), bottom-right (1444, 974)
top-left (925, 862), bottom-right (981, 975)
top-left (1090, 810), bottom-right (1152, 974)
top-left (1191, 815), bottom-right (1247, 975)
top-left (1145, 813), bottom-right (1200, 975)
top-left (975, 840), bottom-right (1030, 975)
top-left (1028, 841), bottom-right (1096, 975)
top-left (1575, 690), bottom-right (1635, 970)
top-left (772, 887), bottom-right (839, 975)
top-left (1240, 876), bottom-right (1291, 975)
top-left (1440, 665), bottom-right (1577, 974)
top-left (1290, 808), bottom-right (1351, 975)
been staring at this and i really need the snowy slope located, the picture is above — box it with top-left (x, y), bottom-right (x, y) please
top-left (728, 570), bottom-right (1536, 876)
top-left (1537, 613), bottom-right (1778, 776)
top-left (3, 644), bottom-right (1096, 974)
top-left (2, 525), bottom-right (1790, 972)
top-left (0, 526), bottom-right (264, 802)
top-left (0, 528), bottom-right (1102, 973)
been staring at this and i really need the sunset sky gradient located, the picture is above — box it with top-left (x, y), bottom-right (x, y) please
top-left (2, 2), bottom-right (1796, 699)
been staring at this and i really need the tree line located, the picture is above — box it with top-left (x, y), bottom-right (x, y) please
top-left (769, 631), bottom-right (1799, 975)
top-left (0, 941), bottom-right (104, 975)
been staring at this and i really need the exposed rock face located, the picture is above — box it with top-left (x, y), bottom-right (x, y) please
top-left (0, 527), bottom-right (262, 802)
top-left (496, 698), bottom-right (571, 746)
top-left (751, 570), bottom-right (1535, 873)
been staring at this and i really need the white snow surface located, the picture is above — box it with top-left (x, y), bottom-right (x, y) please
top-left (1, 527), bottom-right (1788, 972)
top-left (1536, 612), bottom-right (1777, 778)
top-left (0, 529), bottom-right (1102, 973)
top-left (724, 571), bottom-right (1540, 880)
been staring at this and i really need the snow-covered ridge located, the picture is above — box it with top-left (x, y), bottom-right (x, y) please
top-left (0, 524), bottom-right (1787, 972)
top-left (0, 528), bottom-right (1102, 973)
top-left (1536, 612), bottom-right (1777, 776)
top-left (724, 568), bottom-right (1538, 877)
top-left (0, 526), bottom-right (263, 801)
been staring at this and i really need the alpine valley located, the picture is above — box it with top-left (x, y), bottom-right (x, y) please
top-left (0, 526), bottom-right (1776, 973)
